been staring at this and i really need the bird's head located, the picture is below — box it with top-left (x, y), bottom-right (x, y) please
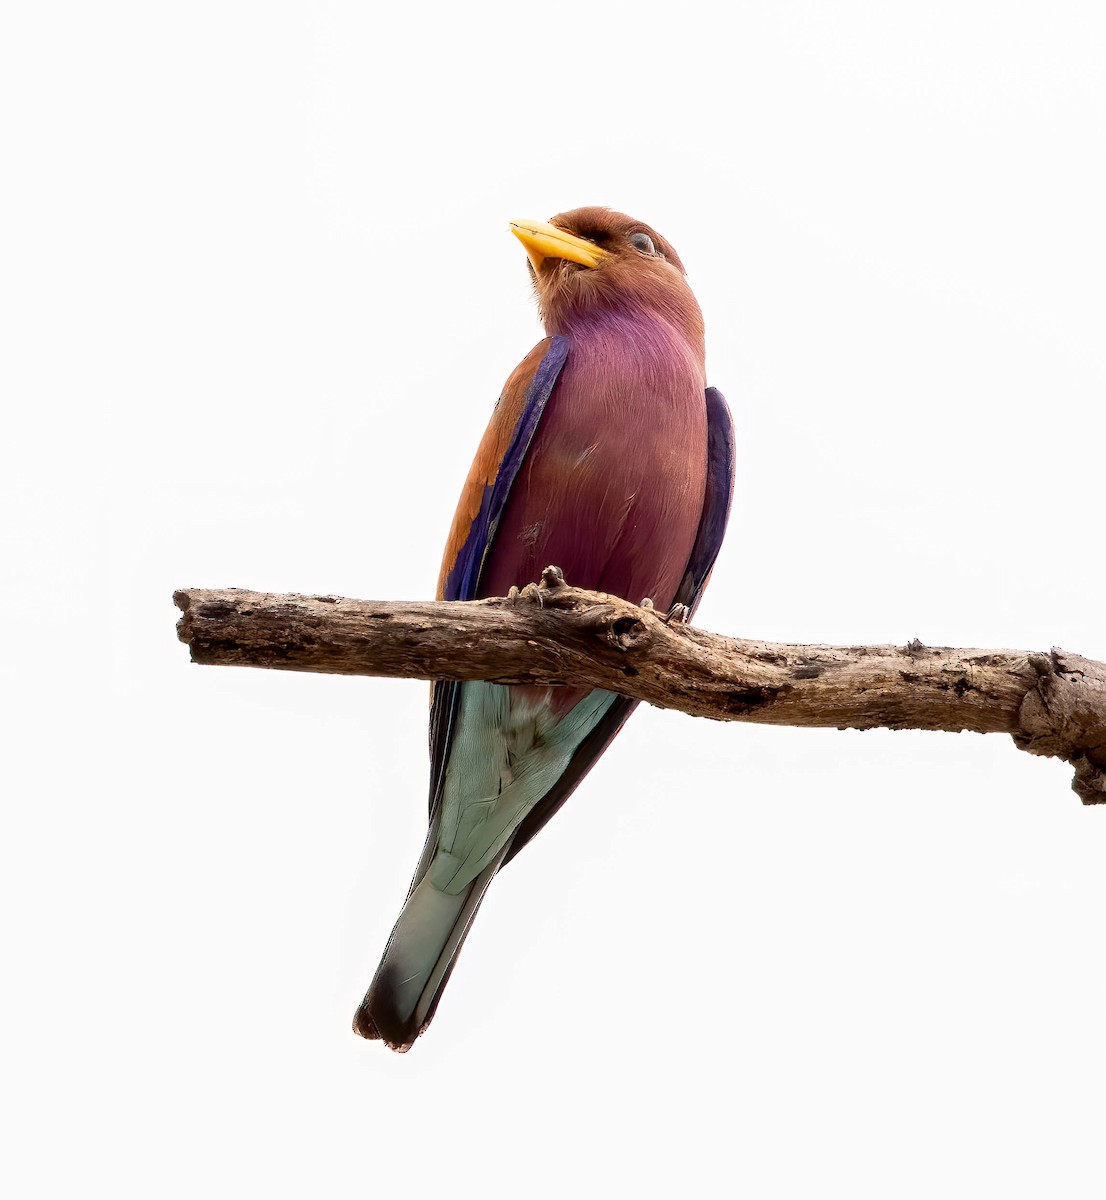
top-left (510, 206), bottom-right (704, 359)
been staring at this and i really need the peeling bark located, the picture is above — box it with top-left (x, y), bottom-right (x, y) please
top-left (173, 567), bottom-right (1106, 805)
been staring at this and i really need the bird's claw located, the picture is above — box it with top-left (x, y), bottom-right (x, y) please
top-left (663, 602), bottom-right (690, 625)
top-left (508, 567), bottom-right (569, 609)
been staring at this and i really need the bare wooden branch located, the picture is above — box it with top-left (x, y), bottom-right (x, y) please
top-left (173, 568), bottom-right (1106, 805)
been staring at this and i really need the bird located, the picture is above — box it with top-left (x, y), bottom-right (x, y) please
top-left (353, 207), bottom-right (734, 1050)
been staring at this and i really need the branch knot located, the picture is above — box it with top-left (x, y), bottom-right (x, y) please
top-left (1015, 649), bottom-right (1106, 804)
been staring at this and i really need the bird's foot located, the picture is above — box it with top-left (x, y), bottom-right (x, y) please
top-left (662, 602), bottom-right (691, 625)
top-left (512, 582), bottom-right (543, 607)
top-left (510, 565), bottom-right (568, 608)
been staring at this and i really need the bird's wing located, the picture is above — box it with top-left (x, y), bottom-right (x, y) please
top-left (428, 335), bottom-right (569, 821)
top-left (501, 385), bottom-right (736, 863)
top-left (677, 387), bottom-right (737, 615)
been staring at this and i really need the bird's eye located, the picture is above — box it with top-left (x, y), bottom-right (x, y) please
top-left (628, 232), bottom-right (657, 255)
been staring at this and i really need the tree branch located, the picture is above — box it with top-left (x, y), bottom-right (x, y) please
top-left (173, 567), bottom-right (1106, 805)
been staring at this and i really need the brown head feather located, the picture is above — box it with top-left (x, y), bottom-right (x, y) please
top-left (529, 206), bottom-right (704, 361)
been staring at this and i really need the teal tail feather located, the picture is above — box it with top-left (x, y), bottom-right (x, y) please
top-left (352, 854), bottom-right (504, 1051)
top-left (355, 683), bottom-right (618, 1050)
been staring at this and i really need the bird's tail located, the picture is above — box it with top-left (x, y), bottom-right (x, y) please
top-left (352, 855), bottom-right (503, 1051)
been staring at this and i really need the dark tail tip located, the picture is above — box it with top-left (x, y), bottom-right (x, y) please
top-left (351, 1005), bottom-right (382, 1041)
top-left (352, 985), bottom-right (416, 1053)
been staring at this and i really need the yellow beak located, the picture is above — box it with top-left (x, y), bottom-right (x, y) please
top-left (509, 219), bottom-right (609, 273)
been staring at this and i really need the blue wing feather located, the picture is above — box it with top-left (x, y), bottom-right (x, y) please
top-left (428, 337), bottom-right (569, 820)
top-left (679, 387), bottom-right (736, 613)
top-left (441, 336), bottom-right (569, 603)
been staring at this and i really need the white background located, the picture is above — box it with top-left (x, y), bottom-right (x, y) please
top-left (3, 2), bottom-right (1104, 1196)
